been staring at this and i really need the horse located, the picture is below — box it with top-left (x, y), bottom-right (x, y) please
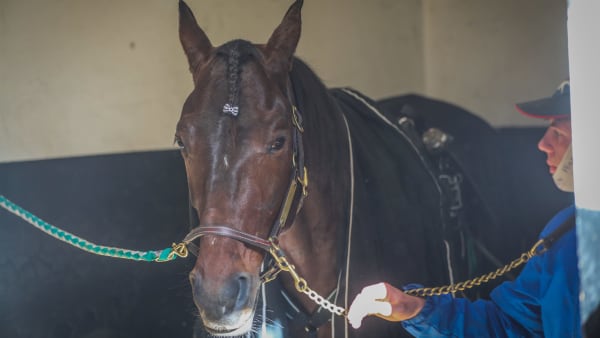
top-left (175, 1), bottom-right (506, 337)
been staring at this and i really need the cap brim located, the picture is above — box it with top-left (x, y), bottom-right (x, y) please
top-left (515, 96), bottom-right (571, 119)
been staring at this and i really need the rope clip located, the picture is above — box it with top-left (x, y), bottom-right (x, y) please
top-left (168, 242), bottom-right (189, 260)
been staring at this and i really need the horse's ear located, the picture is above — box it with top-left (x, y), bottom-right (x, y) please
top-left (264, 0), bottom-right (303, 75)
top-left (179, 0), bottom-right (213, 74)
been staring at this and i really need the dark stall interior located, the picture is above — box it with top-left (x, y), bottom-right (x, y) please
top-left (0, 151), bottom-right (195, 338)
top-left (0, 127), bottom-right (572, 338)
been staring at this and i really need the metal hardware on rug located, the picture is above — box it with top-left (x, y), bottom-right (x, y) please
top-left (0, 195), bottom-right (189, 262)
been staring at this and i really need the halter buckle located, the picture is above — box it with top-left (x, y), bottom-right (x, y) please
top-left (292, 106), bottom-right (304, 132)
top-left (259, 264), bottom-right (282, 283)
top-left (298, 167), bottom-right (309, 196)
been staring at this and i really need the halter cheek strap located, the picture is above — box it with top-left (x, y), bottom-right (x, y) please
top-left (270, 105), bottom-right (308, 238)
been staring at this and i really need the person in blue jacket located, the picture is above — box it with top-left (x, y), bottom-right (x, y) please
top-left (347, 80), bottom-right (580, 337)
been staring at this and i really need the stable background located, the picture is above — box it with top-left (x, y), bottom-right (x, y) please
top-left (0, 1), bottom-right (573, 338)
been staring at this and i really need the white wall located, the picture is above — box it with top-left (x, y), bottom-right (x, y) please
top-left (423, 0), bottom-right (569, 126)
top-left (0, 0), bottom-right (567, 163)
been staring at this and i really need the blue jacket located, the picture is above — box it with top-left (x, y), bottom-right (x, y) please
top-left (402, 206), bottom-right (580, 337)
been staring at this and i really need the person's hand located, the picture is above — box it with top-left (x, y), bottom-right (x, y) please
top-left (347, 282), bottom-right (426, 329)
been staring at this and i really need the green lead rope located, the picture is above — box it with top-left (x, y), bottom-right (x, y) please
top-left (0, 195), bottom-right (188, 262)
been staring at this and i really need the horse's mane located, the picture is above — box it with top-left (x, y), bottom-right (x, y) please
top-left (289, 58), bottom-right (349, 177)
top-left (288, 57), bottom-right (353, 284)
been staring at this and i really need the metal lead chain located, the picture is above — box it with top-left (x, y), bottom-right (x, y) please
top-left (405, 239), bottom-right (545, 297)
top-left (268, 238), bottom-right (346, 317)
top-left (303, 287), bottom-right (346, 317)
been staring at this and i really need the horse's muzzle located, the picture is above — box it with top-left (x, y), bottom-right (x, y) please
top-left (190, 269), bottom-right (257, 334)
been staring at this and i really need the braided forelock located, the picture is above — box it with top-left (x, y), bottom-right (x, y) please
top-left (226, 44), bottom-right (241, 111)
top-left (218, 40), bottom-right (261, 116)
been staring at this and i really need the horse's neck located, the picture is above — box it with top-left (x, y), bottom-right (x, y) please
top-left (279, 85), bottom-right (351, 314)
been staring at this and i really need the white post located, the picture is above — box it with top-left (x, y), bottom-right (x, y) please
top-left (567, 0), bottom-right (600, 329)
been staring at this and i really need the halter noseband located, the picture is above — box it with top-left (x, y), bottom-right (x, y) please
top-left (182, 104), bottom-right (308, 279)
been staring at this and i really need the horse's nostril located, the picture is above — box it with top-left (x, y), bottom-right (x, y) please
top-left (234, 273), bottom-right (251, 310)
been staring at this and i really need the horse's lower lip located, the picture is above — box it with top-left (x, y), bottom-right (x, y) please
top-left (205, 327), bottom-right (237, 336)
top-left (203, 314), bottom-right (254, 336)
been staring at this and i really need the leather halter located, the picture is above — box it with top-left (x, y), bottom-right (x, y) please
top-left (182, 104), bottom-right (308, 275)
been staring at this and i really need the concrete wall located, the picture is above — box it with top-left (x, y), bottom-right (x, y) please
top-left (423, 0), bottom-right (569, 126)
top-left (0, 0), bottom-right (567, 163)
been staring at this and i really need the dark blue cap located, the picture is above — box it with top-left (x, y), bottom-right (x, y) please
top-left (515, 80), bottom-right (571, 119)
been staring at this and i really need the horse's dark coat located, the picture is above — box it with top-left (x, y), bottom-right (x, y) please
top-left (236, 57), bottom-right (572, 337)
top-left (377, 94), bottom-right (512, 296)
top-left (215, 56), bottom-right (512, 337)
top-left (331, 88), bottom-right (450, 336)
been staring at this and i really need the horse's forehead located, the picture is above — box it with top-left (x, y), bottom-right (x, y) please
top-left (181, 56), bottom-right (287, 125)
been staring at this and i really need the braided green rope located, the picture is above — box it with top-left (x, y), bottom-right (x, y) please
top-left (0, 195), bottom-right (187, 262)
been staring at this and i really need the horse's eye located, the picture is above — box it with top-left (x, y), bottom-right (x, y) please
top-left (174, 136), bottom-right (185, 149)
top-left (269, 137), bottom-right (286, 153)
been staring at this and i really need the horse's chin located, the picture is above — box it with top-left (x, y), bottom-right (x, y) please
top-left (201, 309), bottom-right (255, 337)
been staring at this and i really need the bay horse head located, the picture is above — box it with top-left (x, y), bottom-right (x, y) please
top-left (176, 0), bottom-right (346, 335)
